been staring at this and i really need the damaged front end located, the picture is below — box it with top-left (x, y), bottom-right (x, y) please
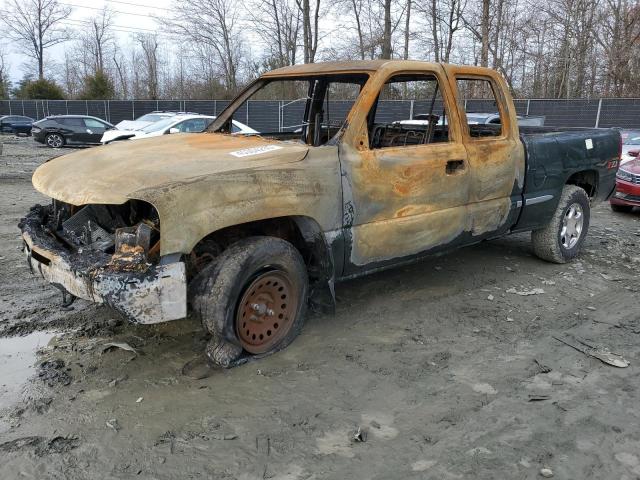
top-left (19, 200), bottom-right (187, 324)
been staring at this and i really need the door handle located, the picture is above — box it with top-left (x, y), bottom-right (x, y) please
top-left (446, 159), bottom-right (465, 174)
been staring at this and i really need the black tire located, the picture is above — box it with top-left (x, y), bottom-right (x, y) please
top-left (531, 185), bottom-right (590, 264)
top-left (610, 203), bottom-right (633, 213)
top-left (45, 132), bottom-right (65, 148)
top-left (190, 236), bottom-right (308, 368)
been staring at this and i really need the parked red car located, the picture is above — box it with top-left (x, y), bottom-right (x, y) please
top-left (611, 157), bottom-right (640, 212)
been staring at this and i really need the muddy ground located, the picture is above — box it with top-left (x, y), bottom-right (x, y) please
top-left (1, 136), bottom-right (640, 480)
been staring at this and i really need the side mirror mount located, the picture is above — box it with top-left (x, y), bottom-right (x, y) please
top-left (168, 127), bottom-right (180, 134)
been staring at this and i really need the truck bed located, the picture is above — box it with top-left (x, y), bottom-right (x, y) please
top-left (513, 126), bottom-right (620, 232)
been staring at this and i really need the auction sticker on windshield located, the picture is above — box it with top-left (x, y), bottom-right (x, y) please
top-left (230, 145), bottom-right (283, 157)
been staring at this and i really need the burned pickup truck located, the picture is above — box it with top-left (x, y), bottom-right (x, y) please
top-left (20, 60), bottom-right (620, 367)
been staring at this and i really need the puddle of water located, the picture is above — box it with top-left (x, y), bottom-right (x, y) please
top-left (0, 331), bottom-right (56, 411)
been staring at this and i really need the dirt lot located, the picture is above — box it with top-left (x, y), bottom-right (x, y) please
top-left (1, 136), bottom-right (640, 480)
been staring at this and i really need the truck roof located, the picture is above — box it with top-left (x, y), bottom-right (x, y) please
top-left (262, 60), bottom-right (495, 77)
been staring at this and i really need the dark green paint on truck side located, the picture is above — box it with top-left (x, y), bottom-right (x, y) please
top-left (513, 126), bottom-right (619, 233)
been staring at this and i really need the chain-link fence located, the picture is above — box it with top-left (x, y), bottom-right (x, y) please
top-left (1, 98), bottom-right (639, 130)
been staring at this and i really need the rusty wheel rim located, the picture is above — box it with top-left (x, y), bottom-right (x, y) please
top-left (236, 270), bottom-right (298, 354)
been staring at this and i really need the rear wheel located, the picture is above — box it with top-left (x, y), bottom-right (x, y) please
top-left (610, 203), bottom-right (633, 213)
top-left (190, 236), bottom-right (308, 368)
top-left (45, 133), bottom-right (65, 148)
top-left (532, 185), bottom-right (590, 264)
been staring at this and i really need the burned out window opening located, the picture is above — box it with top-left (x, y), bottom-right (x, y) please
top-left (367, 73), bottom-right (451, 149)
top-left (212, 74), bottom-right (369, 146)
top-left (455, 77), bottom-right (505, 138)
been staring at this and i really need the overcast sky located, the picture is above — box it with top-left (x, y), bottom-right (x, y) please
top-left (0, 0), bottom-right (175, 83)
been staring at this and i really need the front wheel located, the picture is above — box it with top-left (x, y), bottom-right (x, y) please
top-left (190, 236), bottom-right (308, 368)
top-left (45, 133), bottom-right (65, 148)
top-left (531, 185), bottom-right (590, 264)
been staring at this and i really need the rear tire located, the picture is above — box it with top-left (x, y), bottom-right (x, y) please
top-left (45, 133), bottom-right (65, 148)
top-left (610, 203), bottom-right (633, 213)
top-left (532, 185), bottom-right (590, 264)
top-left (190, 236), bottom-right (308, 368)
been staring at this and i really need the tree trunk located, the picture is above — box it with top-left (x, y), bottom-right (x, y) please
top-left (302, 0), bottom-right (310, 62)
top-left (381, 0), bottom-right (392, 58)
top-left (353, 0), bottom-right (366, 60)
top-left (480, 0), bottom-right (490, 67)
top-left (431, 0), bottom-right (439, 62)
top-left (403, 0), bottom-right (411, 60)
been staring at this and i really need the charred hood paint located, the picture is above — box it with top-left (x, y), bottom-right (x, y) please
top-left (33, 133), bottom-right (309, 206)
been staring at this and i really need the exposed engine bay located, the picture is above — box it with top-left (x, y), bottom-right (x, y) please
top-left (22, 200), bottom-right (161, 273)
top-left (20, 200), bottom-right (188, 324)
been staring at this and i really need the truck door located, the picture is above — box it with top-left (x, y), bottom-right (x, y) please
top-left (444, 66), bottom-right (525, 238)
top-left (338, 67), bottom-right (472, 274)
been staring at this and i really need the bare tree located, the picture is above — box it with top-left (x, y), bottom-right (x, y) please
top-left (84, 7), bottom-right (115, 74)
top-left (378, 0), bottom-right (407, 58)
top-left (0, 46), bottom-right (10, 98)
top-left (480, 0), bottom-right (490, 66)
top-left (136, 34), bottom-right (160, 99)
top-left (403, 0), bottom-right (412, 59)
top-left (112, 45), bottom-right (129, 99)
top-left (596, 0), bottom-right (640, 96)
top-left (381, 0), bottom-right (393, 58)
top-left (247, 0), bottom-right (301, 68)
top-left (62, 50), bottom-right (82, 97)
top-left (415, 0), bottom-right (465, 62)
top-left (0, 0), bottom-right (71, 79)
top-left (295, 0), bottom-right (322, 62)
top-left (349, 0), bottom-right (368, 59)
top-left (164, 0), bottom-right (243, 92)
top-left (335, 0), bottom-right (382, 60)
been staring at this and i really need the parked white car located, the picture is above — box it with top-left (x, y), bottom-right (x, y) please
top-left (101, 115), bottom-right (258, 144)
top-left (114, 111), bottom-right (196, 131)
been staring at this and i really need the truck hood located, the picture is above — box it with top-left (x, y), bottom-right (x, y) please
top-left (32, 133), bottom-right (309, 205)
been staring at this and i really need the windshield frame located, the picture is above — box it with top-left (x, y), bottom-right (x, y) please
top-left (208, 73), bottom-right (371, 145)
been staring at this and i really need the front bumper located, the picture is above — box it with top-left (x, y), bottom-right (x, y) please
top-left (20, 208), bottom-right (187, 324)
top-left (610, 178), bottom-right (640, 207)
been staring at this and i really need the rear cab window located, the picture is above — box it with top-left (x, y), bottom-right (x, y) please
top-left (455, 78), bottom-right (504, 139)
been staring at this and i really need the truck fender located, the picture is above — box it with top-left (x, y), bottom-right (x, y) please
top-left (291, 216), bottom-right (336, 314)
